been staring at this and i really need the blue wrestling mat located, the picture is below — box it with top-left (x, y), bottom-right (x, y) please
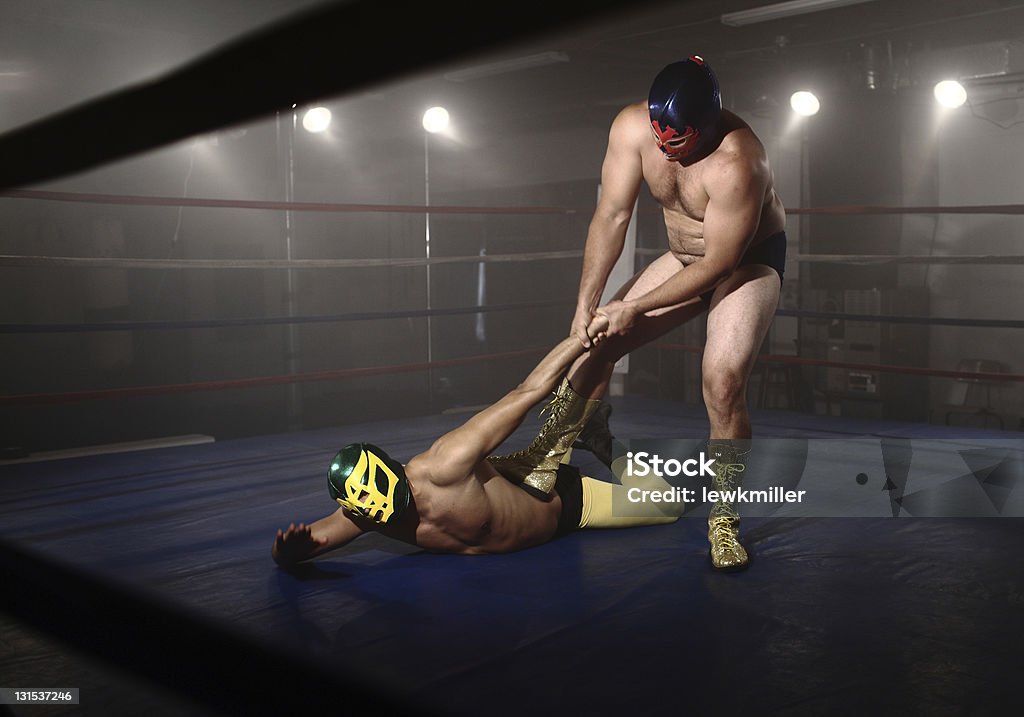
top-left (2, 398), bottom-right (1023, 716)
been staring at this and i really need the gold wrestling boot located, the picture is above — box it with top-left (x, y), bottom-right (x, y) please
top-left (572, 400), bottom-right (616, 468)
top-left (707, 442), bottom-right (750, 571)
top-left (489, 378), bottom-right (600, 500)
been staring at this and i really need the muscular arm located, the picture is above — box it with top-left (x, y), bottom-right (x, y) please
top-left (419, 326), bottom-right (604, 486)
top-left (601, 150), bottom-right (768, 328)
top-left (573, 106), bottom-right (644, 347)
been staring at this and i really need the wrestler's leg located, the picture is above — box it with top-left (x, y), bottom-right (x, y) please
top-left (568, 252), bottom-right (707, 400)
top-left (578, 475), bottom-right (679, 528)
top-left (701, 264), bottom-right (781, 570)
top-left (488, 375), bottom-right (602, 499)
top-left (702, 264), bottom-right (781, 440)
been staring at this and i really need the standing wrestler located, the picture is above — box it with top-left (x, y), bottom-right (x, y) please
top-left (551, 56), bottom-right (786, 570)
top-left (272, 317), bottom-right (680, 567)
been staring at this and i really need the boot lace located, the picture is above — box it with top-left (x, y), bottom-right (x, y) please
top-left (709, 514), bottom-right (739, 551)
top-left (716, 461), bottom-right (744, 485)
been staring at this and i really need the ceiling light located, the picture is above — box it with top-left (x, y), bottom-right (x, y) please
top-left (790, 91), bottom-right (821, 116)
top-left (933, 80), bottom-right (967, 108)
top-left (422, 107), bottom-right (450, 134)
top-left (302, 107), bottom-right (332, 133)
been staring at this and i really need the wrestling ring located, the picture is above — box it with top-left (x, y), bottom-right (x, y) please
top-left (2, 1), bottom-right (1023, 715)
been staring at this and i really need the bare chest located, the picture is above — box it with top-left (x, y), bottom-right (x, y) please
top-left (642, 153), bottom-right (709, 258)
top-left (644, 157), bottom-right (706, 216)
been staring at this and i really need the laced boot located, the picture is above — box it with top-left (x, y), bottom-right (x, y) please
top-left (489, 378), bottom-right (600, 500)
top-left (706, 441), bottom-right (750, 571)
top-left (572, 401), bottom-right (617, 467)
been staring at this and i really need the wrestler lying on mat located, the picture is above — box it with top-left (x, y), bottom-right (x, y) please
top-left (272, 315), bottom-right (678, 567)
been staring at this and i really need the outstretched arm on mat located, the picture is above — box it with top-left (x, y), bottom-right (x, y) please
top-left (272, 511), bottom-right (364, 567)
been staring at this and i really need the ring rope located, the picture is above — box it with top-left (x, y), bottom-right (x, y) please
top-left (0, 189), bottom-right (582, 215)
top-left (0, 300), bottom-right (571, 335)
top-left (6, 250), bottom-right (1024, 271)
top-left (0, 348), bottom-right (549, 407)
top-left (776, 309), bottom-right (1024, 330)
top-left (6, 345), bottom-right (1023, 408)
top-left (0, 0), bottom-right (648, 191)
top-left (659, 343), bottom-right (1024, 382)
top-left (793, 254), bottom-right (1024, 265)
top-left (0, 537), bottom-right (412, 716)
top-left (3, 306), bottom-right (1019, 336)
top-left (786, 204), bottom-right (1024, 216)
top-left (634, 247), bottom-right (1024, 264)
top-left (6, 189), bottom-right (1024, 217)
top-left (0, 251), bottom-right (583, 271)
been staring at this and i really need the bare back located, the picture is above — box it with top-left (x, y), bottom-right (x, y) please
top-left (626, 103), bottom-right (786, 264)
top-left (392, 457), bottom-right (562, 555)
